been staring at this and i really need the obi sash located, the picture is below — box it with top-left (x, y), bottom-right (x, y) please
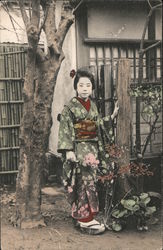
top-left (74, 120), bottom-right (97, 139)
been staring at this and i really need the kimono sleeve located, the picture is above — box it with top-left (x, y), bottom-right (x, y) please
top-left (98, 114), bottom-right (114, 144)
top-left (57, 106), bottom-right (75, 153)
top-left (97, 114), bottom-right (114, 170)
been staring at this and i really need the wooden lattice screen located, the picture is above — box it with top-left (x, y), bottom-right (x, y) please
top-left (88, 43), bottom-right (162, 157)
top-left (0, 44), bottom-right (27, 185)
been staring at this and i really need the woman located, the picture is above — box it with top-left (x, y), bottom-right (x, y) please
top-left (57, 68), bottom-right (118, 234)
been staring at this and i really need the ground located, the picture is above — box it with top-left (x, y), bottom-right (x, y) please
top-left (1, 184), bottom-right (162, 250)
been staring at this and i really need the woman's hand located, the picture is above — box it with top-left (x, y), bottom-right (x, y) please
top-left (66, 151), bottom-right (77, 162)
top-left (111, 101), bottom-right (119, 120)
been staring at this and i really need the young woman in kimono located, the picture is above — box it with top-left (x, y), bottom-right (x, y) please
top-left (57, 69), bottom-right (119, 234)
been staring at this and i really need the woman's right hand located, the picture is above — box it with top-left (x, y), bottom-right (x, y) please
top-left (66, 151), bottom-right (77, 162)
top-left (111, 101), bottom-right (119, 120)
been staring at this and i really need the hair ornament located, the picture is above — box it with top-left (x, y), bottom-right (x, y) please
top-left (70, 69), bottom-right (76, 78)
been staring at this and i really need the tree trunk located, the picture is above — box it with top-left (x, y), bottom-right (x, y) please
top-left (16, 48), bottom-right (44, 228)
top-left (16, 49), bottom-right (63, 228)
top-left (15, 0), bottom-right (74, 228)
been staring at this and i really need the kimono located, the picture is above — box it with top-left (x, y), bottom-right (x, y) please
top-left (57, 97), bottom-right (114, 220)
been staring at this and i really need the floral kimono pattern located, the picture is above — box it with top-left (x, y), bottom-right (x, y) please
top-left (58, 97), bottom-right (114, 220)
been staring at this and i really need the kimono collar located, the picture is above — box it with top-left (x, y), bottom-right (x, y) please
top-left (76, 97), bottom-right (91, 112)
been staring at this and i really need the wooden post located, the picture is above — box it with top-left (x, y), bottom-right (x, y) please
top-left (104, 63), bottom-right (112, 116)
top-left (115, 59), bottom-right (131, 199)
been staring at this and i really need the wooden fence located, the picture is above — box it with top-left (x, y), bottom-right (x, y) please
top-left (0, 44), bottom-right (26, 185)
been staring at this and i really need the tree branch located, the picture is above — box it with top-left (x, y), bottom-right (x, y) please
top-left (40, 1), bottom-right (74, 57)
top-left (142, 114), bottom-right (159, 156)
top-left (147, 0), bottom-right (152, 9)
top-left (38, 1), bottom-right (50, 36)
top-left (56, 1), bottom-right (74, 48)
top-left (40, 0), bottom-right (58, 57)
top-left (140, 2), bottom-right (162, 50)
top-left (3, 2), bottom-right (20, 41)
top-left (141, 40), bottom-right (161, 55)
top-left (140, 9), bottom-right (152, 50)
top-left (40, 0), bottom-right (57, 44)
top-left (72, 0), bottom-right (84, 14)
top-left (2, 2), bottom-right (25, 31)
top-left (29, 0), bottom-right (32, 20)
top-left (31, 0), bottom-right (40, 28)
top-left (18, 0), bottom-right (29, 29)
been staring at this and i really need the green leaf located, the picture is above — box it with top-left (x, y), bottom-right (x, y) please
top-left (132, 196), bottom-right (139, 203)
top-left (111, 209), bottom-right (120, 218)
top-left (145, 206), bottom-right (156, 216)
top-left (139, 193), bottom-right (151, 207)
top-left (121, 199), bottom-right (140, 213)
top-left (112, 209), bottom-right (128, 218)
top-left (140, 193), bottom-right (149, 200)
top-left (141, 197), bottom-right (151, 206)
top-left (111, 222), bottom-right (122, 232)
top-left (143, 107), bottom-right (147, 112)
top-left (121, 199), bottom-right (136, 211)
top-left (132, 205), bottom-right (140, 212)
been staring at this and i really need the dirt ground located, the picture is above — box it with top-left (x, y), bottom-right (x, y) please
top-left (1, 185), bottom-right (162, 250)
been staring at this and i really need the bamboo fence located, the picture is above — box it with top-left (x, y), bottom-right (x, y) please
top-left (0, 43), bottom-right (27, 185)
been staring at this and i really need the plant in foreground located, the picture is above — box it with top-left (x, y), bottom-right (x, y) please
top-left (97, 144), bottom-right (157, 231)
top-left (111, 192), bottom-right (156, 232)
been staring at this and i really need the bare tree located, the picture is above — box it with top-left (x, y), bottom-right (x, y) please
top-left (15, 0), bottom-right (75, 228)
top-left (136, 0), bottom-right (162, 158)
top-left (134, 0), bottom-right (162, 193)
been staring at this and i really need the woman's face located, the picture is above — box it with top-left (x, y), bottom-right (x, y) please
top-left (76, 77), bottom-right (92, 100)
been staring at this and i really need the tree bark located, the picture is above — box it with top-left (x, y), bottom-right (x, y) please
top-left (16, 48), bottom-right (44, 228)
top-left (16, 52), bottom-right (64, 229)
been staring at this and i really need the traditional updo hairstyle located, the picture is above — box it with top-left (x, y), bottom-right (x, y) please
top-left (73, 68), bottom-right (95, 90)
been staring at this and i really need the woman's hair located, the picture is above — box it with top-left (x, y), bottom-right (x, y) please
top-left (73, 68), bottom-right (95, 90)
